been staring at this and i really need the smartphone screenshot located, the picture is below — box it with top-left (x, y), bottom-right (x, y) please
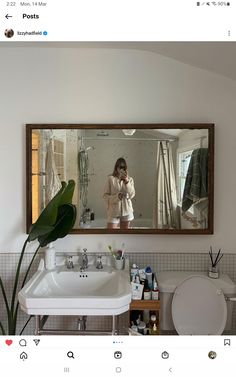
top-left (0, 1), bottom-right (236, 376)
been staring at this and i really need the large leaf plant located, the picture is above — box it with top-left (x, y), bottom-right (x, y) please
top-left (0, 180), bottom-right (77, 335)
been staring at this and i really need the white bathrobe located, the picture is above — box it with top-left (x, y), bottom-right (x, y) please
top-left (103, 175), bottom-right (135, 218)
top-left (45, 139), bottom-right (62, 203)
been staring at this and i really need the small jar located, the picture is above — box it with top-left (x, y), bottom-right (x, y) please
top-left (137, 321), bottom-right (146, 334)
top-left (131, 325), bottom-right (138, 333)
top-left (208, 266), bottom-right (219, 279)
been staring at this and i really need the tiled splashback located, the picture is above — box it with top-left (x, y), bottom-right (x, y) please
top-left (0, 252), bottom-right (236, 335)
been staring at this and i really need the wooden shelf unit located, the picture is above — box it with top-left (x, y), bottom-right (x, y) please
top-left (129, 300), bottom-right (160, 311)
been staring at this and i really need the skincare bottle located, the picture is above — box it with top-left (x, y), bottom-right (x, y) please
top-left (149, 314), bottom-right (159, 335)
top-left (90, 210), bottom-right (95, 221)
top-left (45, 243), bottom-right (56, 270)
top-left (85, 208), bottom-right (91, 223)
top-left (151, 323), bottom-right (158, 335)
top-left (79, 216), bottom-right (84, 227)
top-left (131, 263), bottom-right (139, 281)
top-left (138, 268), bottom-right (146, 283)
top-left (145, 266), bottom-right (153, 289)
top-left (151, 278), bottom-right (159, 300)
top-left (143, 279), bottom-right (152, 300)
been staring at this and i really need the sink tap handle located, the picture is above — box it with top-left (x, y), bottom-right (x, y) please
top-left (66, 255), bottom-right (74, 269)
top-left (81, 248), bottom-right (88, 269)
top-left (82, 249), bottom-right (88, 259)
top-left (96, 254), bottom-right (103, 269)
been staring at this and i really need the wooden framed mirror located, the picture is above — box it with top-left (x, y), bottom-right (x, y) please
top-left (26, 124), bottom-right (214, 234)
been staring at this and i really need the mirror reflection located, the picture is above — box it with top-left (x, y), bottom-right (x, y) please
top-left (28, 125), bottom-right (213, 233)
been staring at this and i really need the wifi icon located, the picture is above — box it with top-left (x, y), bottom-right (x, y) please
top-left (33, 339), bottom-right (40, 346)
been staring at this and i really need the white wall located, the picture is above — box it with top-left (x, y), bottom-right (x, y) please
top-left (1, 44), bottom-right (236, 253)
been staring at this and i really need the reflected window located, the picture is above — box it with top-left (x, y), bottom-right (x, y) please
top-left (177, 149), bottom-right (193, 204)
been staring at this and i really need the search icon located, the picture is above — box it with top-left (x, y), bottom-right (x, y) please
top-left (67, 351), bottom-right (75, 359)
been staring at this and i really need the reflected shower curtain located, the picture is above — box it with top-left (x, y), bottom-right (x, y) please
top-left (153, 141), bottom-right (179, 229)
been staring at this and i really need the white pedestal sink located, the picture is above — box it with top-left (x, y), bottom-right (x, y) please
top-left (18, 259), bottom-right (131, 316)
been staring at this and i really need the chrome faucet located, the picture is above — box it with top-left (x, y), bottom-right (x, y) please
top-left (96, 254), bottom-right (103, 269)
top-left (80, 248), bottom-right (88, 271)
top-left (66, 256), bottom-right (74, 269)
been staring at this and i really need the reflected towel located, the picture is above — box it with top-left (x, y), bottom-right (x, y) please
top-left (182, 148), bottom-right (208, 212)
top-left (45, 139), bottom-right (62, 203)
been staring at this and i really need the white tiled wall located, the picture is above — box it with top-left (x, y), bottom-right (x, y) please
top-left (0, 252), bottom-right (235, 335)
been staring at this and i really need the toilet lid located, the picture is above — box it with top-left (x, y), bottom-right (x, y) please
top-left (172, 275), bottom-right (227, 335)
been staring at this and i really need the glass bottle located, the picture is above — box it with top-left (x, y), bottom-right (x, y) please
top-left (143, 279), bottom-right (151, 300)
top-left (151, 278), bottom-right (159, 300)
top-left (149, 313), bottom-right (159, 335)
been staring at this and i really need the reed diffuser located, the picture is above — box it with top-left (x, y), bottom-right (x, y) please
top-left (208, 246), bottom-right (223, 279)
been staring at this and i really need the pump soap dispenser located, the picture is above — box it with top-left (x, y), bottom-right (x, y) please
top-left (45, 243), bottom-right (56, 270)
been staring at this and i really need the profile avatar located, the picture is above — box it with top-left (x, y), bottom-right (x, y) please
top-left (5, 29), bottom-right (14, 38)
top-left (208, 351), bottom-right (217, 359)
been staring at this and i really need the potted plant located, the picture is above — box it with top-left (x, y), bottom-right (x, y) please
top-left (0, 179), bottom-right (77, 335)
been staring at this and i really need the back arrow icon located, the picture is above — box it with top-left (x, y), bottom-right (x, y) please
top-left (5, 14), bottom-right (13, 19)
top-left (169, 368), bottom-right (172, 373)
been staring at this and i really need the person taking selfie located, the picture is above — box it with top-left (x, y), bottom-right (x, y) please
top-left (103, 157), bottom-right (135, 229)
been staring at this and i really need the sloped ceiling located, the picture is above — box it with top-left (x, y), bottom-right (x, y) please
top-left (80, 42), bottom-right (236, 81)
top-left (2, 41), bottom-right (236, 81)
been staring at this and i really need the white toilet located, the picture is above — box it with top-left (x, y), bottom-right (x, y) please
top-left (158, 271), bottom-right (236, 335)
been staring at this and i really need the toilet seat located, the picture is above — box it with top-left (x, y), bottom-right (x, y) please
top-left (172, 275), bottom-right (227, 335)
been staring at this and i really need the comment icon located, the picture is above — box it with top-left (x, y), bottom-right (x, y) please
top-left (19, 339), bottom-right (27, 347)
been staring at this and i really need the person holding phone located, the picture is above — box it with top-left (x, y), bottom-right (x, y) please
top-left (103, 157), bottom-right (135, 229)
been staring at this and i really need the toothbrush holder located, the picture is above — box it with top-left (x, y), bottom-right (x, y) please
top-left (115, 258), bottom-right (125, 270)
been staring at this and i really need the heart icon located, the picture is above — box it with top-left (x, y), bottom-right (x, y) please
top-left (5, 339), bottom-right (13, 346)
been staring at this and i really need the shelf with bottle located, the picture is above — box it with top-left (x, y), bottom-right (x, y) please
top-left (129, 306), bottom-right (160, 335)
top-left (129, 299), bottom-right (160, 311)
top-left (129, 264), bottom-right (160, 334)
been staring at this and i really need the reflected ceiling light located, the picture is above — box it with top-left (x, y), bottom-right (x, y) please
top-left (122, 129), bottom-right (136, 136)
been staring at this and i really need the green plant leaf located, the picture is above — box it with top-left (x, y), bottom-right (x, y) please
top-left (28, 180), bottom-right (76, 241)
top-left (0, 320), bottom-right (6, 335)
top-left (13, 244), bottom-right (41, 330)
top-left (58, 179), bottom-right (75, 206)
top-left (0, 277), bottom-right (10, 317)
top-left (1, 179), bottom-right (77, 334)
top-left (28, 182), bottom-right (67, 241)
top-left (19, 315), bottom-right (34, 335)
top-left (38, 204), bottom-right (77, 247)
top-left (10, 238), bottom-right (28, 316)
top-left (28, 225), bottom-right (54, 242)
